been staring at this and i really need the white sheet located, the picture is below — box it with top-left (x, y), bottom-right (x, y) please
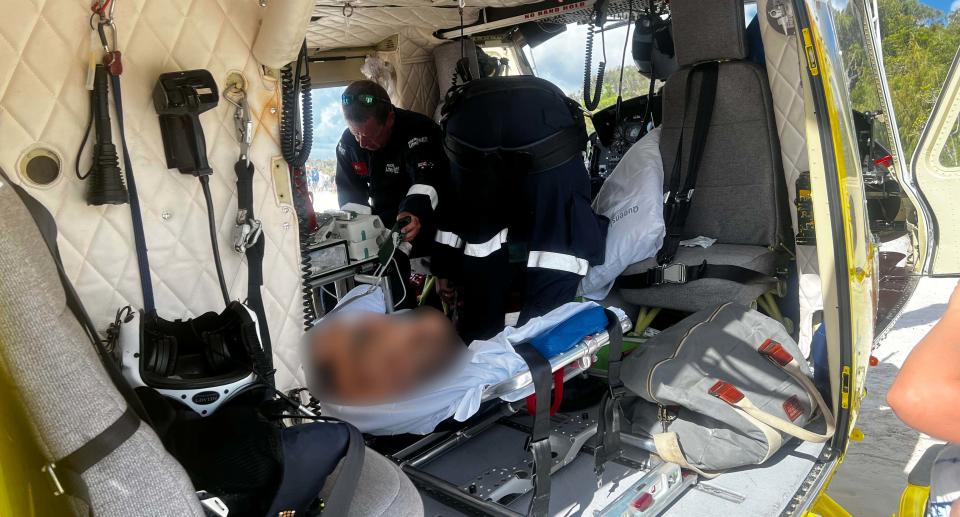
top-left (314, 288), bottom-right (621, 435)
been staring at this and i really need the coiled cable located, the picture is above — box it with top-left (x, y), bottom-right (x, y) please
top-left (280, 41), bottom-right (319, 330)
top-left (583, 24), bottom-right (606, 111)
top-left (280, 42), bottom-right (313, 168)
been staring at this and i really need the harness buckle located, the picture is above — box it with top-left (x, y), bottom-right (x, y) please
top-left (652, 263), bottom-right (687, 285)
top-left (233, 210), bottom-right (263, 253)
top-left (41, 463), bottom-right (65, 496)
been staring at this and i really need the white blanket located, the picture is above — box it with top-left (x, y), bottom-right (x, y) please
top-left (314, 286), bottom-right (621, 435)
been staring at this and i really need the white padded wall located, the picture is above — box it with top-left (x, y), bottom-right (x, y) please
top-left (758, 0), bottom-right (821, 354)
top-left (396, 34), bottom-right (441, 116)
top-left (0, 0), bottom-right (306, 388)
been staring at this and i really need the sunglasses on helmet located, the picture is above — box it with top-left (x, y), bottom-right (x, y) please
top-left (341, 93), bottom-right (389, 106)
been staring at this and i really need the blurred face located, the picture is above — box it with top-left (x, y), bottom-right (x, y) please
top-left (346, 112), bottom-right (395, 151)
top-left (306, 308), bottom-right (460, 406)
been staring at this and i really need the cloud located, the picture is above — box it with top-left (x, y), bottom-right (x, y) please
top-left (310, 86), bottom-right (347, 160)
top-left (952, 0), bottom-right (960, 11)
top-left (530, 24), bottom-right (631, 94)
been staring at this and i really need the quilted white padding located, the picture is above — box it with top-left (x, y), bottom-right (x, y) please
top-left (758, 0), bottom-right (821, 352)
top-left (0, 0), bottom-right (306, 389)
top-left (306, 0), bottom-right (536, 52)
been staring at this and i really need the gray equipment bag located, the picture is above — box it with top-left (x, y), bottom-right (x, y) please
top-left (620, 302), bottom-right (835, 475)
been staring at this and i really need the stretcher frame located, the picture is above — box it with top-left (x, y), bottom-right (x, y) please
top-left (390, 312), bottom-right (633, 517)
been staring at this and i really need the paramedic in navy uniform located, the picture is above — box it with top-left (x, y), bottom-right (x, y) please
top-left (335, 80), bottom-right (447, 304)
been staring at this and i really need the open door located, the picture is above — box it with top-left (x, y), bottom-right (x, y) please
top-left (911, 47), bottom-right (960, 276)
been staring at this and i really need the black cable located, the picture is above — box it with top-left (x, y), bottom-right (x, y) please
top-left (200, 175), bottom-right (231, 306)
top-left (615, 0), bottom-right (633, 123)
top-left (280, 42), bottom-right (313, 168)
top-left (75, 92), bottom-right (95, 180)
top-left (583, 24), bottom-right (606, 111)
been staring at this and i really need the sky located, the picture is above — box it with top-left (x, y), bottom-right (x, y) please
top-left (309, 0), bottom-right (952, 161)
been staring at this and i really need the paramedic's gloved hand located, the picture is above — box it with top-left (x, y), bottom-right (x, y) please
top-left (397, 212), bottom-right (420, 241)
top-left (436, 278), bottom-right (456, 304)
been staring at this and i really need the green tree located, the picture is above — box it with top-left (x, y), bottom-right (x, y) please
top-left (873, 0), bottom-right (960, 159)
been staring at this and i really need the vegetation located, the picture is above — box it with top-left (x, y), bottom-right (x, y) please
top-left (840, 0), bottom-right (960, 163)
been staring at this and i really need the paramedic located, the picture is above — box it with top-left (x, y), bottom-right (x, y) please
top-left (335, 80), bottom-right (446, 251)
top-left (303, 286), bottom-right (462, 406)
top-left (432, 77), bottom-right (609, 343)
top-left (887, 281), bottom-right (960, 516)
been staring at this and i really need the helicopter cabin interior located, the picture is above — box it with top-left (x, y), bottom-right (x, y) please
top-left (0, 0), bottom-right (939, 515)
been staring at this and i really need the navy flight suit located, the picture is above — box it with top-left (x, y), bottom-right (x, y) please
top-left (434, 77), bottom-right (609, 342)
top-left (335, 107), bottom-right (447, 244)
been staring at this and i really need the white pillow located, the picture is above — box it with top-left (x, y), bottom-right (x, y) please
top-left (579, 127), bottom-right (666, 300)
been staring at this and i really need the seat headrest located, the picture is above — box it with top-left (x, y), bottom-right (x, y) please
top-left (671, 0), bottom-right (748, 67)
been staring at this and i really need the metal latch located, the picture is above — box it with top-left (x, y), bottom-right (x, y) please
top-left (654, 263), bottom-right (687, 285)
top-left (41, 463), bottom-right (65, 496)
top-left (233, 209), bottom-right (262, 253)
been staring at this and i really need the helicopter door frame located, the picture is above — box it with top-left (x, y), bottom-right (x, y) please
top-left (909, 47), bottom-right (960, 277)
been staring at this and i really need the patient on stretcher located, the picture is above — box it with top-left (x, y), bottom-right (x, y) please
top-left (303, 287), bottom-right (463, 406)
top-left (302, 285), bottom-right (623, 435)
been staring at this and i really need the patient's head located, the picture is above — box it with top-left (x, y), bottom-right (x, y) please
top-left (304, 307), bottom-right (462, 405)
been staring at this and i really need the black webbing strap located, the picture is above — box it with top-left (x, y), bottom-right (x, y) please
top-left (109, 74), bottom-right (155, 313)
top-left (235, 161), bottom-right (274, 386)
top-left (594, 309), bottom-right (625, 475)
top-left (515, 342), bottom-right (553, 517)
top-left (656, 62), bottom-right (719, 265)
top-left (51, 407), bottom-right (141, 507)
top-left (618, 261), bottom-right (777, 289)
top-left (320, 424), bottom-right (366, 516)
top-left (444, 123), bottom-right (587, 175)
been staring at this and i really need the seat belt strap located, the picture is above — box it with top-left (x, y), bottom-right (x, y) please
top-left (444, 123), bottom-right (587, 174)
top-left (45, 407), bottom-right (141, 507)
top-left (618, 261), bottom-right (776, 289)
top-left (595, 309), bottom-right (625, 475)
top-left (515, 342), bottom-right (554, 517)
top-left (319, 424), bottom-right (367, 516)
top-left (657, 62), bottom-right (719, 265)
top-left (4, 171), bottom-right (154, 427)
top-left (235, 161), bottom-right (274, 386)
top-left (108, 73), bottom-right (155, 313)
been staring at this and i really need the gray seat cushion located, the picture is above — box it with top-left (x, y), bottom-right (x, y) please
top-left (0, 178), bottom-right (204, 516)
top-left (321, 447), bottom-right (424, 516)
top-left (620, 244), bottom-right (776, 311)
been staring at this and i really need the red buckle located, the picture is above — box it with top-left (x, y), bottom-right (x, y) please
top-left (103, 51), bottom-right (123, 76)
top-left (783, 395), bottom-right (803, 421)
top-left (709, 381), bottom-right (744, 405)
top-left (758, 339), bottom-right (793, 367)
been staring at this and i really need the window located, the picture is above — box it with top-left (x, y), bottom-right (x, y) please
top-left (308, 86), bottom-right (348, 212)
top-left (524, 22), bottom-right (645, 116)
top-left (939, 113), bottom-right (960, 168)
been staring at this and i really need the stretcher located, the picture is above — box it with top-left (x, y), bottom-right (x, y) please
top-left (379, 309), bottom-right (636, 517)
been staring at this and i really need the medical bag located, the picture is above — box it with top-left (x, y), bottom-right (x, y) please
top-left (619, 303), bottom-right (835, 474)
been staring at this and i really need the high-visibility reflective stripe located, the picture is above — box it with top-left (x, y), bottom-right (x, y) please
top-left (435, 230), bottom-right (463, 249)
top-left (464, 228), bottom-right (509, 258)
top-left (527, 251), bottom-right (589, 275)
top-left (406, 184), bottom-right (438, 210)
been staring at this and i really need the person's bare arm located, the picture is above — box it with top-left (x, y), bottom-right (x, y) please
top-left (887, 281), bottom-right (960, 443)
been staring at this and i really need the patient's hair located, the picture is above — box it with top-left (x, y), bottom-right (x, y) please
top-left (342, 80), bottom-right (393, 124)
